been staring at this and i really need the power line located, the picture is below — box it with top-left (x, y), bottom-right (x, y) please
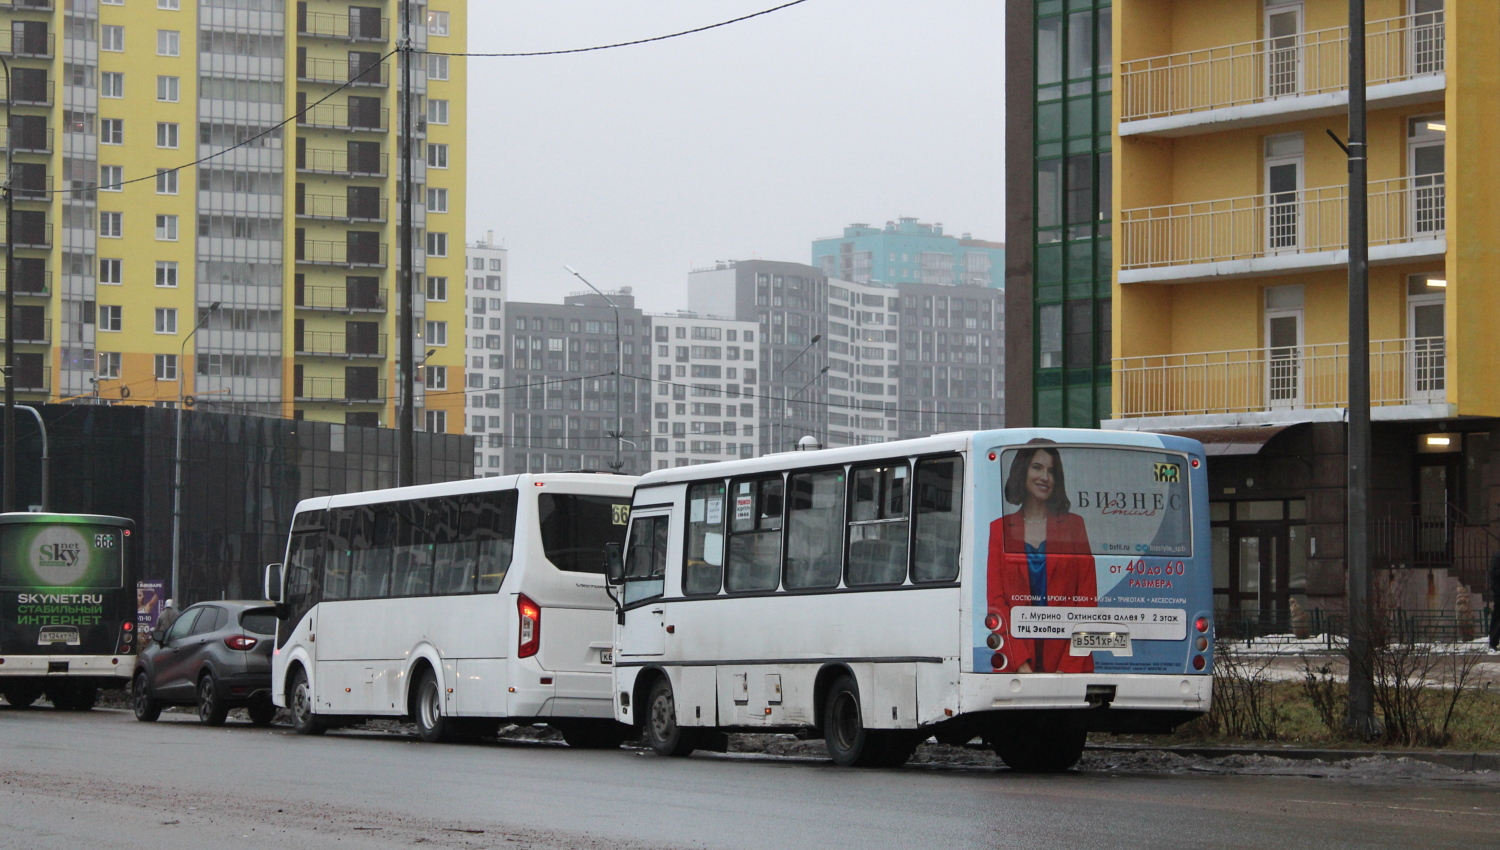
top-left (423, 0), bottom-right (812, 57)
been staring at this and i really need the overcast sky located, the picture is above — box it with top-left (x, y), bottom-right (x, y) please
top-left (464, 1), bottom-right (1005, 313)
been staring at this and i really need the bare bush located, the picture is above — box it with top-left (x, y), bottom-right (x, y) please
top-left (1201, 635), bottom-right (1283, 740)
top-left (1298, 653), bottom-right (1345, 738)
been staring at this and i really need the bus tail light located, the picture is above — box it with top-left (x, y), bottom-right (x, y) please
top-left (984, 613), bottom-right (1002, 632)
top-left (1195, 617), bottom-right (1210, 633)
top-left (517, 594), bottom-right (541, 658)
top-left (1192, 655), bottom-right (1206, 671)
top-left (224, 635), bottom-right (259, 651)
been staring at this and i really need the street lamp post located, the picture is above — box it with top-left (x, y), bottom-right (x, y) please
top-left (775, 333), bottom-right (822, 454)
top-left (170, 301), bottom-right (221, 602)
top-left (396, 0), bottom-right (417, 487)
top-left (2, 54), bottom-right (15, 513)
top-left (564, 266), bottom-right (623, 471)
top-left (789, 365), bottom-right (829, 445)
top-left (15, 405), bottom-right (46, 511)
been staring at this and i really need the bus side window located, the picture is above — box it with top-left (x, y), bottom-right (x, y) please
top-left (911, 455), bottom-right (964, 583)
top-left (684, 481), bottom-right (725, 595)
top-left (284, 529), bottom-right (323, 607)
top-left (391, 501), bottom-right (434, 597)
top-left (725, 475), bottom-right (783, 593)
top-left (429, 495), bottom-right (473, 595)
top-left (846, 462), bottom-right (910, 587)
top-left (350, 505), bottom-right (392, 599)
top-left (623, 515), bottom-right (668, 604)
top-left (322, 507), bottom-right (354, 601)
top-left (474, 489), bottom-right (518, 592)
top-left (785, 468), bottom-right (844, 590)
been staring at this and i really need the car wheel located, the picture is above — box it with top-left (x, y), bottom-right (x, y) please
top-left (246, 697), bottom-right (276, 727)
top-left (2, 684), bottom-right (42, 709)
top-left (288, 667), bottom-right (325, 736)
top-left (132, 672), bottom-right (162, 722)
top-left (197, 674), bottom-right (229, 726)
top-left (644, 677), bottom-right (695, 757)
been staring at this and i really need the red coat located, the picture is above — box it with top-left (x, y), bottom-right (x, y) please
top-left (986, 512), bottom-right (1098, 674)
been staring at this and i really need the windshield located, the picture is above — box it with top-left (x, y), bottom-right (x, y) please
top-left (537, 494), bottom-right (631, 573)
top-left (0, 523), bottom-right (125, 588)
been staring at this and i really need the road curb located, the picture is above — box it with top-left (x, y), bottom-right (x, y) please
top-left (1087, 743), bottom-right (1500, 772)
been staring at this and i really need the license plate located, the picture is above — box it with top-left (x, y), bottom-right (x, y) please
top-left (38, 626), bottom-right (80, 646)
top-left (1071, 631), bottom-right (1129, 650)
top-left (599, 648), bottom-right (614, 664)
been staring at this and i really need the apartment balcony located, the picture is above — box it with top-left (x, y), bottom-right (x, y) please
top-left (1120, 11), bottom-right (1444, 137)
top-left (0, 0), bottom-right (55, 9)
top-left (296, 330), bottom-right (387, 358)
top-left (298, 56), bottom-right (388, 88)
top-left (297, 147), bottom-right (387, 177)
top-left (296, 283), bottom-right (386, 312)
top-left (0, 30), bottom-right (53, 59)
top-left (4, 126), bottom-right (51, 154)
top-left (296, 239), bottom-right (387, 268)
top-left (295, 376), bottom-right (386, 403)
top-left (297, 8), bottom-right (387, 43)
top-left (297, 193), bottom-right (387, 222)
top-left (1119, 176), bottom-right (1444, 284)
top-left (0, 323), bottom-right (51, 345)
top-left (7, 173), bottom-right (51, 201)
top-left (298, 103), bottom-right (388, 133)
top-left (1112, 336), bottom-right (1448, 428)
top-left (0, 79), bottom-right (52, 107)
top-left (0, 222), bottom-right (52, 250)
top-left (0, 270), bottom-right (49, 297)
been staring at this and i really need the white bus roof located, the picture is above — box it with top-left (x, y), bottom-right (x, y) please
top-left (291, 472), bottom-right (638, 515)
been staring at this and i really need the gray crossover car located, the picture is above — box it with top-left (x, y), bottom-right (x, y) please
top-left (132, 600), bottom-right (276, 726)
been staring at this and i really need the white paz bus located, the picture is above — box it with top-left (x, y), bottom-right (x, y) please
top-left (607, 429), bottom-right (1213, 772)
top-left (267, 473), bottom-right (635, 746)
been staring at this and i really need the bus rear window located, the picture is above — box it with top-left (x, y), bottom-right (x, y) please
top-left (537, 494), bottom-right (632, 573)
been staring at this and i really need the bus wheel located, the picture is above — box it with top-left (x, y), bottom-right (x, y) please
top-left (2, 684), bottom-right (42, 709)
top-left (197, 674), bottom-right (229, 726)
top-left (289, 668), bottom-right (326, 736)
top-left (556, 720), bottom-right (628, 750)
top-left (988, 715), bottom-right (1086, 773)
top-left (414, 669), bottom-right (459, 744)
top-left (644, 678), bottom-right (695, 757)
top-left (132, 672), bottom-right (162, 722)
top-left (48, 684), bottom-right (96, 711)
top-left (823, 675), bottom-right (877, 767)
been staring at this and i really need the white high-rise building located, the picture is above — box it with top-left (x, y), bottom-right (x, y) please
top-left (647, 312), bottom-right (760, 468)
top-left (464, 235), bottom-right (508, 476)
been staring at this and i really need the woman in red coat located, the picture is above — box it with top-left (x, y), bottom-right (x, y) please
top-left (986, 441), bottom-right (1097, 673)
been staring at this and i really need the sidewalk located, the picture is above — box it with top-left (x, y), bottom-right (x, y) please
top-left (1087, 741), bottom-right (1500, 772)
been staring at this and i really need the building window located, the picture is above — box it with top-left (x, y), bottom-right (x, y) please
top-left (154, 354), bottom-right (178, 381)
top-left (1038, 304), bottom-right (1062, 369)
top-left (157, 76), bottom-right (179, 102)
top-left (424, 365), bottom-right (447, 390)
top-left (158, 0), bottom-right (180, 8)
top-left (101, 119), bottom-right (123, 145)
top-left (102, 25), bottom-right (124, 52)
top-left (100, 212), bottom-right (123, 238)
top-left (155, 168), bottom-right (178, 194)
top-left (426, 187), bottom-right (448, 213)
top-left (99, 305), bottom-right (123, 332)
top-left (155, 261), bottom-right (178, 288)
top-left (155, 308), bottom-right (178, 334)
top-left (426, 232), bottom-right (448, 257)
top-left (425, 276), bottom-right (447, 301)
top-left (101, 72), bottom-right (124, 98)
top-left (425, 409), bottom-right (447, 432)
top-left (425, 320), bottom-right (448, 346)
top-left (427, 10), bottom-right (449, 35)
top-left (427, 54), bottom-right (448, 80)
top-left (156, 122), bottom-right (179, 148)
top-left (427, 143), bottom-right (448, 168)
top-left (100, 165), bottom-right (123, 191)
top-left (97, 352), bottom-right (121, 378)
top-left (100, 258), bottom-right (122, 285)
top-left (156, 215), bottom-right (178, 241)
top-left (157, 30), bottom-right (180, 57)
top-left (427, 99), bottom-right (449, 125)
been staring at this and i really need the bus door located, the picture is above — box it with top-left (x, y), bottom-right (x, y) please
top-left (619, 511), bottom-right (670, 657)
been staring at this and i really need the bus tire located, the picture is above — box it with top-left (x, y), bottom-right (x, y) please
top-left (414, 669), bottom-right (460, 744)
top-left (197, 674), bottom-right (229, 726)
top-left (556, 720), bottom-right (628, 750)
top-left (644, 678), bottom-right (695, 757)
top-left (48, 684), bottom-right (96, 711)
top-left (988, 715), bottom-right (1086, 773)
top-left (132, 672), bottom-right (162, 722)
top-left (2, 683), bottom-right (42, 709)
top-left (246, 696), bottom-right (277, 727)
top-left (289, 667), bottom-right (326, 736)
top-left (824, 675), bottom-right (879, 767)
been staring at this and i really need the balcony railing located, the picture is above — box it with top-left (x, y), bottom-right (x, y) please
top-left (4, 126), bottom-right (52, 153)
top-left (1114, 336), bottom-right (1445, 419)
top-left (299, 56), bottom-right (388, 87)
top-left (297, 9), bottom-right (387, 42)
top-left (297, 147), bottom-right (388, 177)
top-left (0, 222), bottom-right (52, 249)
top-left (0, 0), bottom-right (55, 9)
top-left (297, 239), bottom-right (387, 268)
top-left (295, 376), bottom-right (386, 403)
top-left (296, 284), bottom-right (386, 312)
top-left (296, 330), bottom-right (387, 358)
top-left (1, 79), bottom-right (52, 107)
top-left (298, 103), bottom-right (388, 132)
top-left (1121, 175), bottom-right (1443, 271)
top-left (1, 270), bottom-right (49, 296)
top-left (1121, 11), bottom-right (1445, 122)
top-left (297, 193), bottom-right (387, 222)
top-left (0, 30), bottom-right (54, 58)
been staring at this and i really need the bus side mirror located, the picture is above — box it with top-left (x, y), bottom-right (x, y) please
top-left (263, 563), bottom-right (283, 603)
top-left (604, 543), bottom-right (624, 585)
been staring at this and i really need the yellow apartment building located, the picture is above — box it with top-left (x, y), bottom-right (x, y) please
top-left (0, 0), bottom-right (467, 434)
top-left (1108, 0), bottom-right (1492, 624)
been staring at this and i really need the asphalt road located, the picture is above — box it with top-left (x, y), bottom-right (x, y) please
top-left (1, 707), bottom-right (1497, 850)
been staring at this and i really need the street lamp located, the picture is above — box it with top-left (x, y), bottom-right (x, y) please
top-left (774, 333), bottom-right (822, 453)
top-left (564, 265), bottom-right (624, 471)
top-left (2, 54), bottom-right (15, 513)
top-left (170, 301), bottom-right (221, 602)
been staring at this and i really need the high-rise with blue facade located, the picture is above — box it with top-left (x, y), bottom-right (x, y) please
top-left (811, 218), bottom-right (1006, 289)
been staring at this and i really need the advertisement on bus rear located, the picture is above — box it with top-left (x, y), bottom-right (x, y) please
top-left (0, 521), bottom-right (129, 655)
top-left (971, 432), bottom-right (1211, 675)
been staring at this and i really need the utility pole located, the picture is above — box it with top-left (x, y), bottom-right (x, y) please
top-left (2, 55), bottom-right (14, 513)
top-left (565, 266), bottom-right (623, 471)
top-left (397, 0), bottom-right (416, 486)
top-left (1344, 0), bottom-right (1376, 738)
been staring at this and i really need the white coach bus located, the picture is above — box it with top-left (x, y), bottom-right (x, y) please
top-left (266, 473), bottom-right (636, 746)
top-left (607, 429), bottom-right (1213, 772)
